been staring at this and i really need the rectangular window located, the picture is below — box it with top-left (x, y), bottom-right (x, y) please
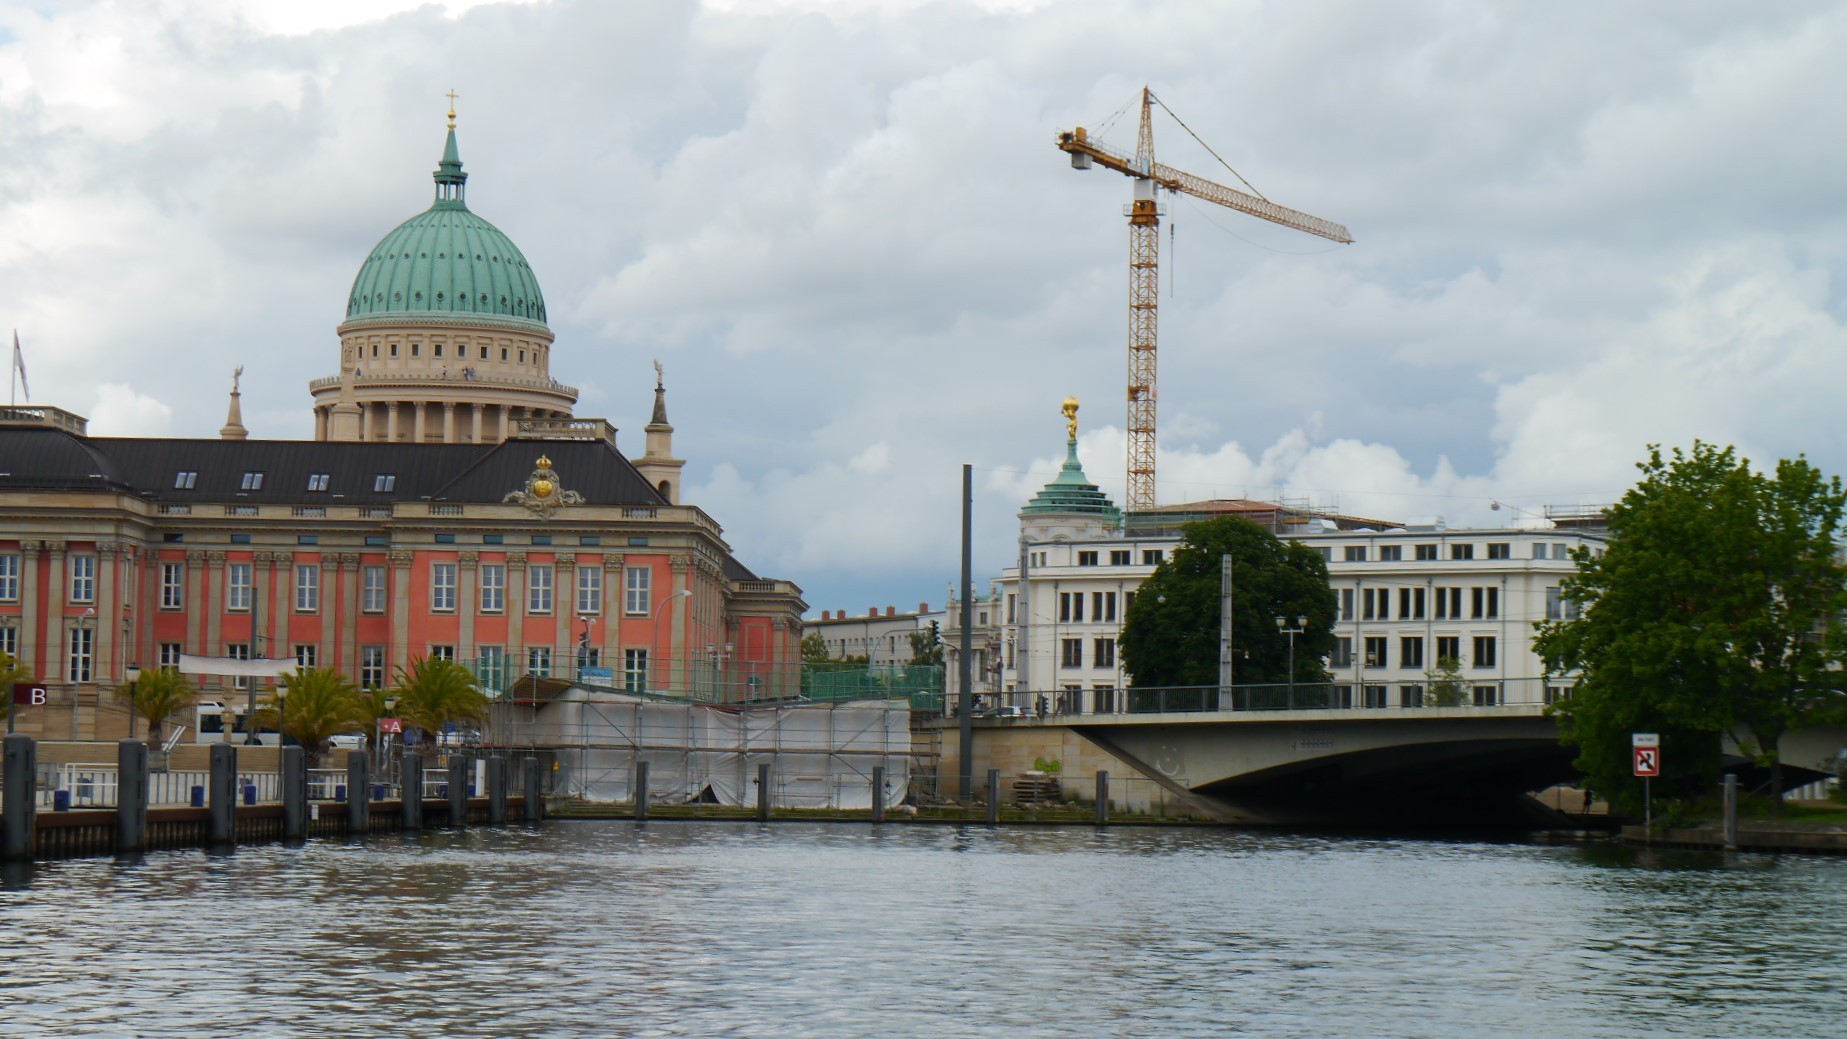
top-left (576, 566), bottom-right (602, 615)
top-left (624, 566), bottom-right (650, 615)
top-left (0, 625), bottom-right (18, 657)
top-left (1329, 684), bottom-right (1352, 709)
top-left (1471, 587), bottom-right (1499, 619)
top-left (1142, 550), bottom-right (1164, 566)
top-left (1378, 545), bottom-right (1402, 562)
top-left (373, 474), bottom-right (396, 492)
top-left (356, 646), bottom-right (384, 689)
top-left (173, 471), bottom-right (197, 489)
top-left (1077, 551), bottom-right (1099, 566)
top-left (158, 642), bottom-right (182, 668)
top-left (1544, 684), bottom-right (1572, 705)
top-left (161, 564), bottom-right (186, 612)
top-left (527, 565), bottom-right (554, 614)
top-left (1473, 636), bottom-right (1497, 668)
top-left (1330, 636), bottom-right (1353, 668)
top-left (483, 534), bottom-right (504, 546)
top-left (527, 646), bottom-right (552, 677)
top-left (530, 535), bottom-right (552, 546)
top-left (227, 563), bottom-right (253, 611)
top-left (294, 564), bottom-right (320, 612)
top-left (1093, 684), bottom-right (1116, 714)
top-left (1364, 636), bottom-right (1388, 668)
top-left (362, 565), bottom-right (386, 612)
top-left (1363, 685), bottom-right (1389, 709)
top-left (69, 554), bottom-right (96, 603)
top-left (1340, 587), bottom-right (1354, 621)
top-left (1437, 636), bottom-right (1460, 663)
top-left (1545, 586), bottom-right (1580, 621)
top-left (429, 645), bottom-right (455, 662)
top-left (1435, 587), bottom-right (1461, 620)
top-left (1400, 636), bottom-right (1424, 669)
top-left (623, 648), bottom-right (649, 693)
top-left (1061, 638), bottom-right (1083, 668)
top-left (1091, 591), bottom-right (1118, 622)
top-left (1109, 550), bottom-right (1131, 566)
top-left (0, 554), bottom-right (16, 602)
top-left (306, 474), bottom-right (331, 492)
top-left (239, 471), bottom-right (264, 491)
top-left (1362, 588), bottom-right (1386, 621)
top-left (294, 644), bottom-right (317, 668)
top-left (1415, 544), bottom-right (1439, 561)
top-left (1398, 587), bottom-right (1425, 620)
top-left (1059, 592), bottom-right (1084, 623)
top-left (1487, 542), bottom-right (1511, 560)
top-left (1400, 684), bottom-right (1425, 708)
top-left (1473, 684), bottom-right (1500, 707)
top-left (1452, 544), bottom-right (1474, 561)
top-left (477, 646), bottom-right (505, 693)
top-left (480, 564), bottom-right (506, 612)
top-left (67, 626), bottom-right (94, 682)
top-left (1093, 638), bottom-right (1116, 668)
top-left (227, 643), bottom-right (251, 691)
top-left (1006, 594), bottom-right (1016, 624)
top-left (431, 562), bottom-right (457, 612)
top-left (1344, 546), bottom-right (1366, 562)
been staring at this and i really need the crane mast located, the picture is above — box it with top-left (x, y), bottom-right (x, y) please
top-left (1057, 87), bottom-right (1351, 515)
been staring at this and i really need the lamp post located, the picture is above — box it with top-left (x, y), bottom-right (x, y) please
top-left (1275, 615), bottom-right (1306, 704)
top-left (123, 665), bottom-right (142, 741)
top-left (577, 613), bottom-right (595, 683)
top-left (650, 588), bottom-right (693, 693)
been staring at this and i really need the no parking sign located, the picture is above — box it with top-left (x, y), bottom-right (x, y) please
top-left (1633, 732), bottom-right (1661, 777)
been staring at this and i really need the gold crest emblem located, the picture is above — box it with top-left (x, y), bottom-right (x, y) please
top-left (505, 454), bottom-right (583, 518)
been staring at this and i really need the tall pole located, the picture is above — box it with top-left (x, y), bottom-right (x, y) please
top-left (958, 464), bottom-right (974, 803)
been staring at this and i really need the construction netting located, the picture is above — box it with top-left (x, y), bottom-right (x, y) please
top-left (493, 689), bottom-right (912, 810)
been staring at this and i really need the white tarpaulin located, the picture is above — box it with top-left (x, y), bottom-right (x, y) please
top-left (527, 691), bottom-right (912, 810)
top-left (178, 654), bottom-right (297, 678)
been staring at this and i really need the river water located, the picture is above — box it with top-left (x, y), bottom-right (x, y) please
top-left (1, 823), bottom-right (1843, 1038)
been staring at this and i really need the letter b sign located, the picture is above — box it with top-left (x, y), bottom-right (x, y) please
top-left (11, 683), bottom-right (48, 708)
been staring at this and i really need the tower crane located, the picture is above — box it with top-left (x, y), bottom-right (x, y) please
top-left (1056, 87), bottom-right (1352, 515)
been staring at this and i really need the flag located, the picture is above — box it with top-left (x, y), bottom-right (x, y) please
top-left (10, 330), bottom-right (26, 402)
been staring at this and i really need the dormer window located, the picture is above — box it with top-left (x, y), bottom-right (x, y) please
top-left (306, 474), bottom-right (331, 492)
top-left (374, 474), bottom-right (397, 492)
top-left (173, 471), bottom-right (197, 490)
top-left (240, 472), bottom-right (265, 491)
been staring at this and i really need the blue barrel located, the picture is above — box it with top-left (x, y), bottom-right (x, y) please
top-left (335, 784), bottom-right (347, 803)
top-left (190, 785), bottom-right (205, 808)
top-left (53, 789), bottom-right (71, 812)
top-left (242, 783), bottom-right (257, 806)
top-left (372, 784), bottom-right (385, 802)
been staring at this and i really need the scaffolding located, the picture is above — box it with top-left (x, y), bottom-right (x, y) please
top-left (489, 689), bottom-right (913, 810)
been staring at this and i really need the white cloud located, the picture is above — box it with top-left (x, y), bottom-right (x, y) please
top-left (86, 384), bottom-right (174, 436)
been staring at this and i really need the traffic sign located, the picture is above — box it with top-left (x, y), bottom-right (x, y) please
top-left (1632, 732), bottom-right (1660, 748)
top-left (11, 683), bottom-right (47, 707)
top-left (1633, 746), bottom-right (1661, 777)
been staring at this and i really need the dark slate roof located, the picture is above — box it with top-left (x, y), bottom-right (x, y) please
top-left (0, 428), bottom-right (667, 508)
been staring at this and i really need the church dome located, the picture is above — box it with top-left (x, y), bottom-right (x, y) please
top-left (344, 126), bottom-right (548, 332)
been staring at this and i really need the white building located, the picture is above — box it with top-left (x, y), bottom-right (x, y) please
top-left (986, 402), bottom-right (1605, 714)
top-left (803, 603), bottom-right (935, 666)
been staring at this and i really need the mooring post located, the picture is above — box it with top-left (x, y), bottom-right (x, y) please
top-left (1722, 773), bottom-right (1739, 851)
top-left (448, 754), bottom-right (468, 829)
top-left (401, 751), bottom-right (424, 833)
top-left (986, 768), bottom-right (1000, 824)
top-left (278, 746), bottom-right (305, 841)
top-left (346, 750), bottom-right (369, 835)
top-left (1095, 770), bottom-right (1110, 826)
top-left (3, 734), bottom-right (38, 861)
top-left (756, 762), bottom-right (771, 822)
top-left (486, 755), bottom-right (507, 825)
top-left (115, 739), bottom-right (149, 855)
top-left (871, 765), bottom-right (886, 822)
top-left (208, 743), bottom-right (237, 846)
top-left (523, 757), bottom-right (545, 822)
top-left (634, 760), bottom-right (650, 821)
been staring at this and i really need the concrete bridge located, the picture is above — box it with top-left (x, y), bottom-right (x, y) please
top-left (946, 706), bottom-right (1845, 827)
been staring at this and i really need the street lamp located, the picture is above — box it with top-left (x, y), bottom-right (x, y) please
top-left (650, 588), bottom-right (694, 693)
top-left (577, 612), bottom-right (595, 683)
top-left (1275, 615), bottom-right (1307, 702)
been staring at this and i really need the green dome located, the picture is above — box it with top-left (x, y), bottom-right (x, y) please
top-left (1022, 437), bottom-right (1121, 522)
top-left (344, 128), bottom-right (548, 331)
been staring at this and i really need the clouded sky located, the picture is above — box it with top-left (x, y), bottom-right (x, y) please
top-left (3, 0), bottom-right (1845, 617)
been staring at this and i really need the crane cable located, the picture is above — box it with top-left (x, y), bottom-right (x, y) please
top-left (1149, 91), bottom-right (1271, 203)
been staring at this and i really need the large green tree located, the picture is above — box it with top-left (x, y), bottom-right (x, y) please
top-left (1120, 516), bottom-right (1336, 688)
top-left (252, 667), bottom-right (366, 768)
top-left (392, 656), bottom-right (489, 748)
top-left (1536, 442), bottom-right (1847, 808)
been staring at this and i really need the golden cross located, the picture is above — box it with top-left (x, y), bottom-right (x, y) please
top-left (446, 88), bottom-right (459, 129)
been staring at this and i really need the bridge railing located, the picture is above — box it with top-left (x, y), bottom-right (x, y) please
top-left (956, 677), bottom-right (1572, 719)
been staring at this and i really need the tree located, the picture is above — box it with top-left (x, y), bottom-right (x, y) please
top-left (1423, 656), bottom-right (1467, 707)
top-left (0, 650), bottom-right (32, 729)
top-left (800, 632), bottom-right (830, 664)
top-left (113, 667), bottom-right (197, 745)
top-left (1536, 442), bottom-right (1847, 809)
top-left (392, 656), bottom-right (489, 748)
top-left (250, 667), bottom-right (365, 768)
top-left (909, 621), bottom-right (944, 667)
top-left (1119, 516), bottom-right (1337, 687)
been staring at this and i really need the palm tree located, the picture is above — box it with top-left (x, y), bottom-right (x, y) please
top-left (352, 684), bottom-right (395, 759)
top-left (250, 667), bottom-right (365, 768)
top-left (1, 650), bottom-right (32, 730)
top-left (114, 667), bottom-right (197, 746)
top-left (392, 656), bottom-right (488, 751)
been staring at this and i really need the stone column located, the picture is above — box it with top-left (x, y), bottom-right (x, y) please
top-left (251, 552), bottom-right (272, 662)
top-left (95, 543), bottom-right (118, 684)
top-left (45, 542), bottom-right (67, 682)
top-left (506, 553), bottom-right (527, 677)
top-left (192, 551), bottom-right (214, 656)
top-left (17, 542), bottom-right (39, 679)
top-left (470, 405), bottom-right (483, 444)
top-left (441, 402), bottom-right (456, 443)
top-left (458, 553), bottom-right (478, 660)
top-left (338, 554), bottom-right (361, 676)
top-left (389, 550), bottom-right (413, 663)
top-left (602, 554), bottom-right (624, 679)
top-left (270, 552), bottom-right (290, 656)
top-left (386, 401), bottom-right (400, 443)
top-left (670, 557), bottom-right (691, 695)
top-left (555, 553), bottom-right (577, 676)
top-left (413, 402), bottom-right (427, 443)
top-left (314, 407), bottom-right (328, 441)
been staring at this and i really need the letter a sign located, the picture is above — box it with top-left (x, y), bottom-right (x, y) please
top-left (1633, 746), bottom-right (1661, 777)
